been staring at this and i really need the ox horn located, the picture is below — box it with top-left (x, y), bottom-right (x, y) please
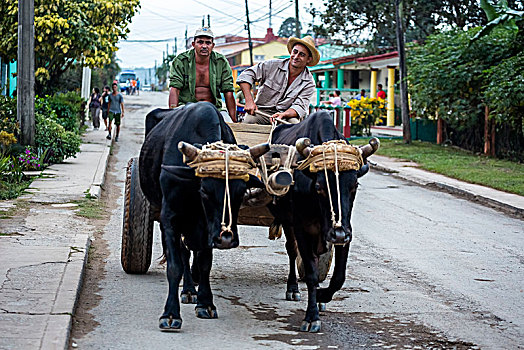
top-left (360, 137), bottom-right (380, 159)
top-left (295, 137), bottom-right (312, 158)
top-left (249, 142), bottom-right (270, 159)
top-left (178, 141), bottom-right (200, 162)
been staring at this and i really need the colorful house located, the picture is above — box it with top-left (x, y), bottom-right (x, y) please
top-left (310, 51), bottom-right (400, 126)
top-left (0, 58), bottom-right (17, 97)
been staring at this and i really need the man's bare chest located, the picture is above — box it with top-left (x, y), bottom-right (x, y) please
top-left (195, 64), bottom-right (210, 87)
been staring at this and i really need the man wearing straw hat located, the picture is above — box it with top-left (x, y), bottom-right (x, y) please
top-left (237, 36), bottom-right (320, 125)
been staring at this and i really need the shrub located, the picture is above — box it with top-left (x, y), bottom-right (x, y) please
top-left (47, 92), bottom-right (86, 133)
top-left (35, 112), bottom-right (81, 164)
top-left (347, 97), bottom-right (386, 136)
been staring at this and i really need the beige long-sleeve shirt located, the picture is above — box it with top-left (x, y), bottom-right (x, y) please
top-left (236, 59), bottom-right (316, 118)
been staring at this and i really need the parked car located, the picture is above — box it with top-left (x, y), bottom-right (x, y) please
top-left (142, 84), bottom-right (151, 92)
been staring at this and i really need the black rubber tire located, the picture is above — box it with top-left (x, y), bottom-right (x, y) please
top-left (297, 243), bottom-right (333, 283)
top-left (121, 157), bottom-right (154, 274)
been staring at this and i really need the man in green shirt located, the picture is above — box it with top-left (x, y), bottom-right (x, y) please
top-left (168, 27), bottom-right (237, 122)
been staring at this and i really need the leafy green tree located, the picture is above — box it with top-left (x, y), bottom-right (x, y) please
top-left (312, 0), bottom-right (487, 48)
top-left (0, 0), bottom-right (139, 94)
top-left (472, 0), bottom-right (524, 40)
top-left (278, 17), bottom-right (302, 38)
top-left (157, 53), bottom-right (176, 88)
top-left (407, 24), bottom-right (523, 159)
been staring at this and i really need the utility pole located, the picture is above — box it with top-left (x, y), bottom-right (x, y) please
top-left (394, 0), bottom-right (411, 143)
top-left (207, 15), bottom-right (210, 27)
top-left (269, 0), bottom-right (272, 28)
top-left (17, 0), bottom-right (35, 146)
top-left (166, 43), bottom-right (169, 59)
top-left (202, 16), bottom-right (205, 27)
top-left (174, 37), bottom-right (177, 56)
top-left (185, 26), bottom-right (188, 49)
top-left (244, 0), bottom-right (254, 66)
top-left (295, 0), bottom-right (300, 38)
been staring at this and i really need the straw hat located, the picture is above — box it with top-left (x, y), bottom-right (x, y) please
top-left (287, 36), bottom-right (320, 66)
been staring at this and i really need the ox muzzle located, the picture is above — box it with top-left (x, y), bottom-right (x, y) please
top-left (327, 226), bottom-right (352, 245)
top-left (213, 229), bottom-right (238, 249)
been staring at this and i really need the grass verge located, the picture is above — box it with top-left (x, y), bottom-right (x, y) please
top-left (350, 138), bottom-right (524, 196)
top-left (74, 197), bottom-right (104, 219)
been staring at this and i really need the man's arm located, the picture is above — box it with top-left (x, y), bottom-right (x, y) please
top-left (120, 102), bottom-right (125, 117)
top-left (271, 108), bottom-right (299, 121)
top-left (239, 82), bottom-right (256, 115)
top-left (168, 87), bottom-right (180, 108)
top-left (224, 91), bottom-right (237, 122)
top-left (237, 61), bottom-right (268, 115)
top-left (168, 55), bottom-right (185, 108)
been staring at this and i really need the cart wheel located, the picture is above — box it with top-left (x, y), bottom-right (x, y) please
top-left (121, 157), bottom-right (154, 274)
top-left (297, 243), bottom-right (333, 283)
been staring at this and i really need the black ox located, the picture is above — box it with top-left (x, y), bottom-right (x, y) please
top-left (139, 102), bottom-right (268, 331)
top-left (269, 111), bottom-right (379, 332)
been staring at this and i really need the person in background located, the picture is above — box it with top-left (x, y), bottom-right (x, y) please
top-left (107, 82), bottom-right (125, 142)
top-left (125, 79), bottom-right (131, 95)
top-left (332, 90), bottom-right (342, 106)
top-left (99, 85), bottom-right (110, 131)
top-left (136, 77), bottom-right (140, 96)
top-left (87, 87), bottom-right (101, 130)
top-left (131, 78), bottom-right (137, 95)
top-left (355, 89), bottom-right (367, 100)
top-left (235, 89), bottom-right (246, 122)
top-left (168, 27), bottom-right (237, 122)
top-left (377, 84), bottom-right (386, 99)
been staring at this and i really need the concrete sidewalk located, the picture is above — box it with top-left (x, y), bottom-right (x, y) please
top-left (0, 123), bottom-right (522, 349)
top-left (0, 127), bottom-right (112, 350)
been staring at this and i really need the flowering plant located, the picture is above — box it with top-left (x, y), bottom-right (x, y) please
top-left (347, 97), bottom-right (386, 136)
top-left (16, 148), bottom-right (47, 171)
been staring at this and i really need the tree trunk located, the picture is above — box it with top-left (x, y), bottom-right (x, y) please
top-left (395, 0), bottom-right (412, 144)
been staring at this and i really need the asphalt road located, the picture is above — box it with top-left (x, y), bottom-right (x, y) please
top-left (70, 92), bottom-right (523, 349)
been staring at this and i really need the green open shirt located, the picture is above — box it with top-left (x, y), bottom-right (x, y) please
top-left (168, 49), bottom-right (235, 110)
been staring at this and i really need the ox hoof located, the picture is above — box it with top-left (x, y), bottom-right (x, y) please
top-left (195, 307), bottom-right (218, 319)
top-left (286, 291), bottom-right (301, 301)
top-left (159, 316), bottom-right (182, 331)
top-left (181, 292), bottom-right (198, 304)
top-left (318, 303), bottom-right (327, 312)
top-left (300, 320), bottom-right (321, 333)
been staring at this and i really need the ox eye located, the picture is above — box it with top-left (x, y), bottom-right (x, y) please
top-left (315, 183), bottom-right (324, 194)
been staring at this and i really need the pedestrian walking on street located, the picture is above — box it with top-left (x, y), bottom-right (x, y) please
top-left (87, 87), bottom-right (101, 130)
top-left (100, 85), bottom-right (110, 131)
top-left (107, 82), bottom-right (125, 142)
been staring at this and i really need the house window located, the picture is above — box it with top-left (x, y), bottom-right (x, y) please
top-left (254, 55), bottom-right (265, 61)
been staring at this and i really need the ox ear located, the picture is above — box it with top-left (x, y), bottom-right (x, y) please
top-left (295, 138), bottom-right (312, 158)
top-left (360, 137), bottom-right (380, 160)
top-left (246, 174), bottom-right (265, 189)
top-left (249, 142), bottom-right (270, 159)
top-left (178, 141), bottom-right (200, 162)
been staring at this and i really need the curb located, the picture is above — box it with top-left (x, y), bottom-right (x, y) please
top-left (371, 162), bottom-right (524, 220)
top-left (89, 138), bottom-right (112, 199)
top-left (41, 234), bottom-right (91, 350)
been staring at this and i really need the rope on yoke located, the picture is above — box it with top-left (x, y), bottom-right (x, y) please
top-left (298, 140), bottom-right (364, 229)
top-left (187, 142), bottom-right (256, 181)
top-left (221, 147), bottom-right (233, 234)
top-left (185, 141), bottom-right (258, 237)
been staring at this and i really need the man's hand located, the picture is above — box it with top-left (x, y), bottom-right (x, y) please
top-left (244, 100), bottom-right (258, 115)
top-left (270, 112), bottom-right (285, 123)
